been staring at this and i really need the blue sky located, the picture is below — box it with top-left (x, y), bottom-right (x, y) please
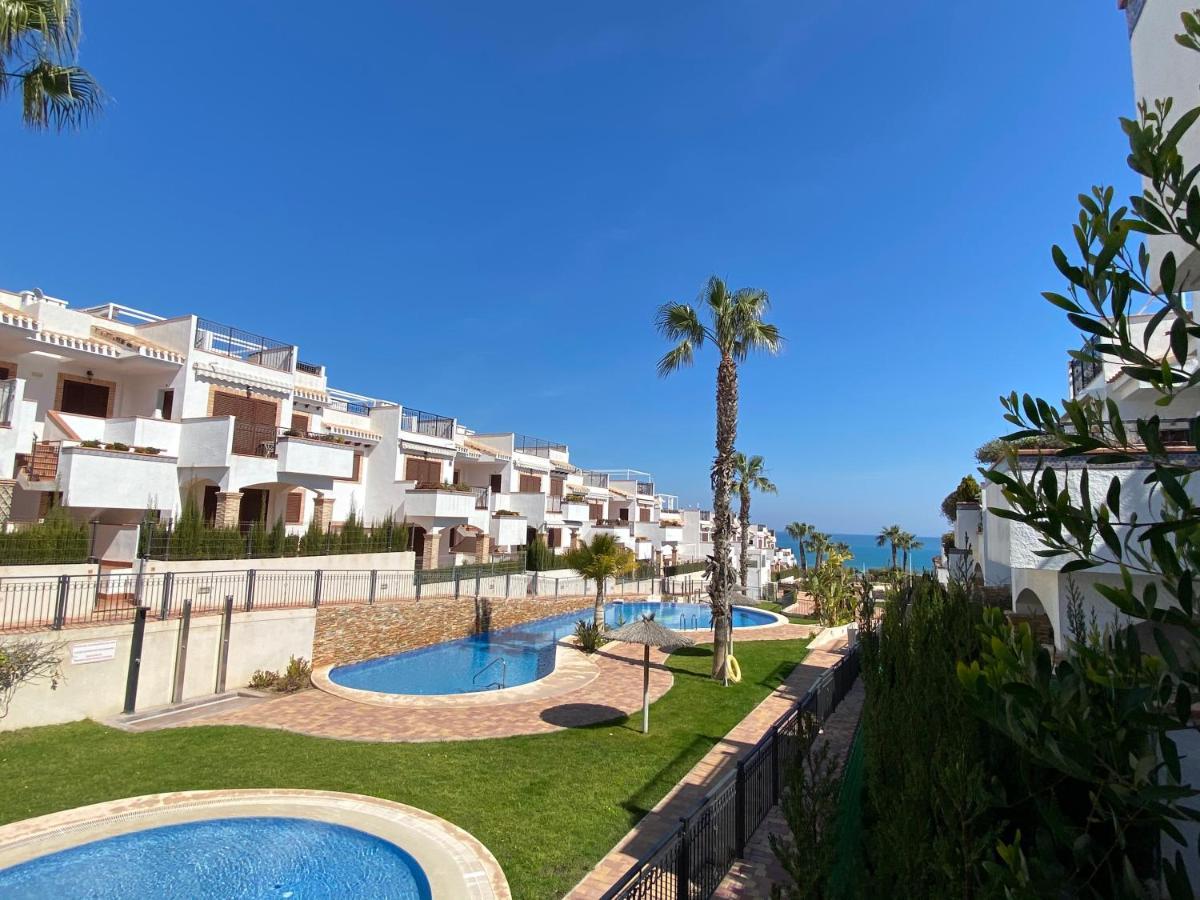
top-left (1, 2), bottom-right (1140, 535)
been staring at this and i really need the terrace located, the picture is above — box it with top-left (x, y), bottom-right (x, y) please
top-left (400, 406), bottom-right (455, 440)
top-left (514, 434), bottom-right (568, 458)
top-left (1068, 337), bottom-right (1103, 398)
top-left (194, 318), bottom-right (295, 373)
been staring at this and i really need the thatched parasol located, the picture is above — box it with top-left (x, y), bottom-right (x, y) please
top-left (606, 613), bottom-right (694, 734)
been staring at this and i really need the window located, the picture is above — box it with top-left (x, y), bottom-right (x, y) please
top-left (285, 491), bottom-right (304, 524)
top-left (490, 473), bottom-right (503, 493)
top-left (290, 411), bottom-right (310, 433)
top-left (159, 389), bottom-right (174, 420)
top-left (0, 362), bottom-right (15, 380)
top-left (519, 473), bottom-right (541, 493)
top-left (404, 457), bottom-right (442, 484)
top-left (589, 503), bottom-right (604, 520)
top-left (547, 528), bottom-right (562, 548)
top-left (550, 477), bottom-right (564, 498)
top-left (639, 507), bottom-right (651, 523)
top-left (618, 507), bottom-right (629, 522)
top-left (211, 390), bottom-right (278, 456)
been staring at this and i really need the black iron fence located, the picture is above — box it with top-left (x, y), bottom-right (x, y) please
top-left (400, 407), bottom-right (454, 440)
top-left (601, 646), bottom-right (861, 900)
top-left (194, 317), bottom-right (294, 372)
top-left (140, 521), bottom-right (408, 561)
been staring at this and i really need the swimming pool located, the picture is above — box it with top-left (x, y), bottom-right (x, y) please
top-left (0, 816), bottom-right (431, 899)
top-left (327, 600), bottom-right (780, 697)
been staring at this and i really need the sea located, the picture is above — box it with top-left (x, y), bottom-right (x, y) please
top-left (773, 532), bottom-right (940, 573)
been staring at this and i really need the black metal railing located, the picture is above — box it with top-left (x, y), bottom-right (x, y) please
top-left (584, 471), bottom-right (610, 488)
top-left (295, 360), bottom-right (323, 376)
top-left (194, 318), bottom-right (294, 373)
top-left (1068, 337), bottom-right (1103, 398)
top-left (400, 407), bottom-right (454, 440)
top-left (473, 486), bottom-right (491, 510)
top-left (601, 647), bottom-right (861, 900)
top-left (514, 434), bottom-right (568, 457)
top-left (0, 377), bottom-right (14, 425)
top-left (636, 481), bottom-right (655, 496)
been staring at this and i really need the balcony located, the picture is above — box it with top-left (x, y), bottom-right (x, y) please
top-left (276, 433), bottom-right (356, 479)
top-left (401, 407), bottom-right (454, 440)
top-left (562, 498), bottom-right (589, 521)
top-left (514, 434), bottom-right (568, 458)
top-left (26, 439), bottom-right (179, 511)
top-left (194, 318), bottom-right (295, 373)
top-left (490, 512), bottom-right (528, 546)
top-left (593, 518), bottom-right (631, 532)
top-left (1068, 338), bottom-right (1103, 398)
top-left (405, 484), bottom-right (477, 520)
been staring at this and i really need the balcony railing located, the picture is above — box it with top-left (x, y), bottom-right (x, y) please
top-left (0, 378), bottom-right (14, 426)
top-left (546, 496), bottom-right (563, 513)
top-left (593, 518), bottom-right (631, 530)
top-left (515, 434), bottom-right (567, 457)
top-left (295, 360), bottom-right (323, 376)
top-left (195, 318), bottom-right (294, 373)
top-left (1068, 337), bottom-right (1103, 398)
top-left (583, 471), bottom-right (609, 488)
top-left (400, 407), bottom-right (454, 440)
top-left (231, 423), bottom-right (350, 458)
top-left (473, 486), bottom-right (491, 510)
top-left (636, 481), bottom-right (655, 496)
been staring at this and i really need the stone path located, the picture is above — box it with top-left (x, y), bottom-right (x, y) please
top-left (713, 681), bottom-right (865, 899)
top-left (565, 636), bottom-right (848, 899)
top-left (174, 622), bottom-right (820, 743)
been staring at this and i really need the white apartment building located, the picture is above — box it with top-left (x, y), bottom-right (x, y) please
top-left (0, 288), bottom-right (774, 572)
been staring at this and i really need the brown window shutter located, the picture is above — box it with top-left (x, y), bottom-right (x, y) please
top-left (640, 507), bottom-right (651, 522)
top-left (405, 457), bottom-right (441, 484)
top-left (285, 491), bottom-right (303, 524)
top-left (589, 503), bottom-right (603, 520)
top-left (548, 528), bottom-right (561, 548)
top-left (291, 412), bottom-right (310, 433)
top-left (519, 473), bottom-right (541, 493)
top-left (550, 478), bottom-right (564, 498)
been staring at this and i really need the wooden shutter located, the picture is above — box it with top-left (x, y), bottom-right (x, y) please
top-left (161, 389), bottom-right (174, 420)
top-left (519, 473), bottom-right (541, 493)
top-left (640, 507), bottom-right (651, 522)
top-left (285, 491), bottom-right (303, 524)
top-left (404, 457), bottom-right (442, 484)
top-left (548, 528), bottom-right (562, 548)
top-left (290, 412), bottom-right (310, 433)
top-left (550, 477), bottom-right (564, 498)
top-left (589, 503), bottom-right (603, 520)
top-left (213, 391), bottom-right (278, 456)
top-left (490, 473), bottom-right (503, 493)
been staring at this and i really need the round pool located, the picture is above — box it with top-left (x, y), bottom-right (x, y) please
top-left (0, 790), bottom-right (509, 900)
top-left (326, 600), bottom-right (782, 698)
top-left (0, 816), bottom-right (430, 899)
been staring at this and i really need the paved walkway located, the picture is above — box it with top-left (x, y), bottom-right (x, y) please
top-left (173, 622), bottom-right (820, 743)
top-left (565, 636), bottom-right (848, 899)
top-left (713, 681), bottom-right (865, 899)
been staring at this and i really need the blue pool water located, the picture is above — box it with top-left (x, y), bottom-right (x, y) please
top-left (0, 816), bottom-right (431, 899)
top-left (329, 601), bottom-right (777, 696)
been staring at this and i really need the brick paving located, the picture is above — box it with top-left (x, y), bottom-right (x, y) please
top-left (176, 622), bottom-right (820, 743)
top-left (565, 635), bottom-right (848, 900)
top-left (713, 681), bottom-right (865, 899)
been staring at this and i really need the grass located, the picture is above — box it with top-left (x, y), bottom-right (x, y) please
top-left (0, 637), bottom-right (809, 900)
top-left (828, 727), bottom-right (866, 898)
top-left (759, 600), bottom-right (821, 627)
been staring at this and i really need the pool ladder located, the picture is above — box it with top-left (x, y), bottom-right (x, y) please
top-left (473, 656), bottom-right (508, 691)
top-left (683, 614), bottom-right (699, 631)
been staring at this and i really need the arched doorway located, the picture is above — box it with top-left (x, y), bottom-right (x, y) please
top-left (1014, 587), bottom-right (1054, 647)
top-left (410, 525), bottom-right (428, 560)
top-left (448, 524), bottom-right (480, 555)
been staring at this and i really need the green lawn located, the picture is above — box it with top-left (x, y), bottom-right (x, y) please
top-left (0, 637), bottom-right (809, 900)
top-left (760, 600), bottom-right (820, 626)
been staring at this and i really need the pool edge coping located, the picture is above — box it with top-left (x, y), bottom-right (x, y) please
top-left (0, 789), bottom-right (511, 900)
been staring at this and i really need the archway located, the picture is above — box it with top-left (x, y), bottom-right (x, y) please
top-left (1014, 587), bottom-right (1054, 646)
top-left (410, 525), bottom-right (428, 560)
top-left (448, 524), bottom-right (481, 555)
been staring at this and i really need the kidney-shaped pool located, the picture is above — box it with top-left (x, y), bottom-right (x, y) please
top-left (328, 600), bottom-right (781, 697)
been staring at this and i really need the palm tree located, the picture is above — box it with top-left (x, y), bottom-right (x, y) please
top-left (1, 1), bottom-right (104, 130)
top-left (731, 453), bottom-right (777, 590)
top-left (807, 531), bottom-right (831, 570)
top-left (876, 524), bottom-right (903, 570)
top-left (564, 533), bottom-right (638, 629)
top-left (656, 276), bottom-right (783, 681)
top-left (785, 521), bottom-right (812, 572)
top-left (896, 532), bottom-right (923, 571)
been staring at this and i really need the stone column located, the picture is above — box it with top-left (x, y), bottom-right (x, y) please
top-left (0, 479), bottom-right (14, 524)
top-left (311, 495), bottom-right (334, 531)
top-left (214, 491), bottom-right (243, 529)
top-left (475, 532), bottom-right (492, 564)
top-left (570, 530), bottom-right (583, 551)
top-left (423, 529), bottom-right (443, 569)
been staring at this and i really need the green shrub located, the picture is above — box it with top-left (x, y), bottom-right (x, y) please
top-left (663, 560), bottom-right (706, 577)
top-left (273, 656), bottom-right (311, 693)
top-left (248, 669), bottom-right (278, 689)
top-left (0, 506), bottom-right (90, 565)
top-left (573, 620), bottom-right (605, 653)
top-left (525, 535), bottom-right (556, 571)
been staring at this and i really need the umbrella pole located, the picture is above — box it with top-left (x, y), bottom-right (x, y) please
top-left (642, 644), bottom-right (650, 734)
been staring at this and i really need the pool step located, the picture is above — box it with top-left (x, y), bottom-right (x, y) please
top-left (105, 690), bottom-right (270, 732)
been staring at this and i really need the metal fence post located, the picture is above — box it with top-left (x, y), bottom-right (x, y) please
top-left (555, 578), bottom-right (559, 598)
top-left (214, 594), bottom-right (234, 693)
top-left (159, 571), bottom-right (174, 620)
top-left (454, 568), bottom-right (461, 599)
top-left (170, 599), bottom-right (192, 704)
top-left (770, 724), bottom-right (781, 804)
top-left (415, 570), bottom-right (422, 600)
top-left (475, 570), bottom-right (481, 596)
top-left (675, 819), bottom-right (690, 900)
top-left (245, 569), bottom-right (256, 611)
top-left (735, 759), bottom-right (747, 857)
top-left (312, 569), bottom-right (323, 608)
top-left (504, 572), bottom-right (511, 597)
top-left (368, 569), bottom-right (377, 604)
top-left (52, 574), bottom-right (70, 630)
top-left (123, 607), bottom-right (148, 714)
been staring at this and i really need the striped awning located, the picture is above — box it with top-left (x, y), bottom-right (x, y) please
top-left (192, 361), bottom-right (293, 395)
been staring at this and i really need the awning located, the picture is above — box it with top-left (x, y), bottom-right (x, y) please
top-left (400, 439), bottom-right (457, 460)
top-left (193, 361), bottom-right (293, 395)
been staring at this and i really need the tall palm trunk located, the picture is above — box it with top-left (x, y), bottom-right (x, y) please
top-left (890, 542), bottom-right (898, 569)
top-left (594, 578), bottom-right (605, 629)
top-left (710, 355), bottom-right (737, 681)
top-left (798, 545), bottom-right (807, 572)
top-left (738, 486), bottom-right (751, 591)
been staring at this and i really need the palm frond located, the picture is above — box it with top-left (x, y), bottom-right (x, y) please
top-left (733, 319), bottom-right (784, 361)
top-left (655, 302), bottom-right (705, 343)
top-left (1, 0), bottom-right (78, 57)
top-left (21, 56), bottom-right (100, 130)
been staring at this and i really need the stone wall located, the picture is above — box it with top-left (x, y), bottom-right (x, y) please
top-left (313, 593), bottom-right (604, 666)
